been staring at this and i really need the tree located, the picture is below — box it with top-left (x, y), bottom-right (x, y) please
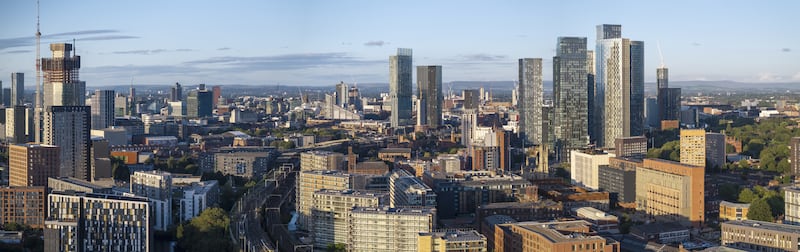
top-left (327, 243), bottom-right (347, 252)
top-left (177, 207), bottom-right (232, 252)
top-left (718, 184), bottom-right (741, 202)
top-left (738, 188), bottom-right (758, 203)
top-left (111, 157), bottom-right (130, 182)
top-left (747, 199), bottom-right (774, 222)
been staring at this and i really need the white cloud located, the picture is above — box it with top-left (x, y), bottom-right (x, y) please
top-left (757, 72), bottom-right (783, 82)
top-left (793, 72), bottom-right (800, 81)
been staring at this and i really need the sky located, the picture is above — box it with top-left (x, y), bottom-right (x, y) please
top-left (0, 0), bottom-right (798, 87)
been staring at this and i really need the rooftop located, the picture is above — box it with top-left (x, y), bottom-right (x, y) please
top-left (512, 220), bottom-right (607, 243)
top-left (421, 229), bottom-right (486, 242)
top-left (351, 206), bottom-right (435, 216)
top-left (719, 201), bottom-right (750, 208)
top-left (723, 220), bottom-right (800, 234)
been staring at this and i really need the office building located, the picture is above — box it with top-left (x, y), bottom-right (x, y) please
top-left (600, 157), bottom-right (639, 203)
top-left (6, 106), bottom-right (27, 144)
top-left (335, 81), bottom-right (349, 107)
top-left (211, 85), bottom-right (221, 107)
top-left (785, 186), bottom-right (800, 225)
top-left (47, 177), bottom-right (112, 194)
top-left (311, 189), bottom-right (386, 249)
top-left (790, 137), bottom-right (800, 176)
top-left (90, 90), bottom-right (115, 130)
top-left (463, 89), bottom-right (480, 110)
top-left (300, 150), bottom-right (345, 171)
top-left (43, 106), bottom-right (91, 180)
top-left (587, 51), bottom-right (598, 145)
top-left (186, 84), bottom-right (212, 118)
top-left (0, 186), bottom-right (46, 228)
top-left (680, 129), bottom-right (706, 167)
top-left (9, 143), bottom-right (60, 187)
top-left (170, 82), bottom-right (182, 102)
top-left (635, 159), bottom-right (705, 227)
top-left (595, 25), bottom-right (644, 147)
top-left (214, 150), bottom-right (271, 178)
top-left (349, 206), bottom-right (436, 252)
top-left (130, 170), bottom-right (172, 231)
top-left (657, 66), bottom-right (681, 128)
top-left (390, 48), bottom-right (413, 128)
top-left (553, 37), bottom-right (588, 159)
top-left (89, 138), bottom-right (112, 182)
top-left (721, 220), bottom-right (800, 252)
top-left (493, 220), bottom-right (620, 252)
top-left (418, 230), bottom-right (487, 252)
top-left (706, 132), bottom-right (726, 169)
top-left (644, 97), bottom-right (659, 128)
top-left (114, 93), bottom-right (129, 117)
top-left (614, 136), bottom-right (647, 159)
top-left (296, 170), bottom-right (352, 230)
top-left (10, 72), bottom-right (23, 106)
top-left (570, 150), bottom-right (614, 190)
top-left (45, 191), bottom-right (150, 252)
top-left (417, 65), bottom-right (443, 128)
top-left (719, 201), bottom-right (749, 221)
top-left (389, 169), bottom-right (436, 208)
top-left (518, 58), bottom-right (544, 145)
top-left (2, 88), bottom-right (9, 107)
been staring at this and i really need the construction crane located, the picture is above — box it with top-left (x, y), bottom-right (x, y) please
top-left (657, 41), bottom-right (666, 68)
top-left (34, 0), bottom-right (42, 142)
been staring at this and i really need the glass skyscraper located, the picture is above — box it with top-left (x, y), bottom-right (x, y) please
top-left (390, 48), bottom-right (413, 128)
top-left (553, 37), bottom-right (588, 160)
top-left (518, 58), bottom-right (543, 146)
top-left (595, 24), bottom-right (644, 147)
top-left (417, 65), bottom-right (442, 128)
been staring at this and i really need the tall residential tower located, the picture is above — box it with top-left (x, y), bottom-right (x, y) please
top-left (390, 48), bottom-right (413, 129)
top-left (518, 58), bottom-right (543, 146)
top-left (553, 37), bottom-right (588, 160)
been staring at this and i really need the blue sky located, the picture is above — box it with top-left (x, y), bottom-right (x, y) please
top-left (1, 0), bottom-right (798, 87)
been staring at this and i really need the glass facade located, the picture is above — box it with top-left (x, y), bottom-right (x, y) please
top-left (518, 58), bottom-right (543, 146)
top-left (390, 48), bottom-right (413, 128)
top-left (553, 37), bottom-right (588, 159)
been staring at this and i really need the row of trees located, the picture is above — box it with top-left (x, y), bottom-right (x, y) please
top-left (177, 207), bottom-right (232, 252)
top-left (737, 186), bottom-right (785, 222)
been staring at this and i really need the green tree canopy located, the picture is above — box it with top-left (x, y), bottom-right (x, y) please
top-left (177, 207), bottom-right (232, 252)
top-left (747, 198), bottom-right (774, 222)
top-left (738, 188), bottom-right (758, 204)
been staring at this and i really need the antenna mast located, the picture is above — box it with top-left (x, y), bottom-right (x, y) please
top-left (34, 0), bottom-right (42, 142)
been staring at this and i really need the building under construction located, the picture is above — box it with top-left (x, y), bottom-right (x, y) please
top-left (41, 43), bottom-right (85, 107)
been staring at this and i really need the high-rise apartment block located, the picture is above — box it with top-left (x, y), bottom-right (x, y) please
top-left (389, 169), bottom-right (437, 208)
top-left (300, 150), bottom-right (345, 171)
top-left (296, 170), bottom-right (352, 230)
top-left (635, 159), bottom-right (705, 227)
top-left (791, 137), bottom-right (800, 176)
top-left (553, 37), bottom-right (589, 159)
top-left (91, 90), bottom-right (115, 130)
top-left (349, 207), bottom-right (436, 252)
top-left (680, 129), bottom-right (706, 167)
top-left (9, 143), bottom-right (60, 187)
top-left (417, 65), bottom-right (443, 128)
top-left (705, 132), bottom-right (726, 169)
top-left (657, 67), bottom-right (681, 129)
top-left (6, 106), bottom-right (27, 144)
top-left (130, 170), bottom-right (172, 231)
top-left (595, 24), bottom-right (644, 147)
top-left (10, 72), bottom-right (23, 107)
top-left (213, 149), bottom-right (271, 178)
top-left (311, 189), bottom-right (386, 249)
top-left (0, 186), bottom-right (46, 228)
top-left (43, 106), bottom-right (91, 180)
top-left (518, 58), bottom-right (544, 145)
top-left (390, 48), bottom-right (413, 128)
top-left (45, 191), bottom-right (150, 252)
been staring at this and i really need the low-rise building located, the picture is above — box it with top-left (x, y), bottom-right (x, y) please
top-left (493, 220), bottom-right (620, 252)
top-left (719, 201), bottom-right (750, 221)
top-left (570, 149), bottom-right (614, 190)
top-left (48, 177), bottom-right (113, 194)
top-left (418, 229), bottom-right (487, 252)
top-left (300, 150), bottom-right (344, 171)
top-left (573, 207), bottom-right (619, 234)
top-left (389, 169), bottom-right (437, 208)
top-left (721, 220), bottom-right (800, 252)
top-left (378, 148), bottom-right (412, 162)
top-left (630, 223), bottom-right (690, 244)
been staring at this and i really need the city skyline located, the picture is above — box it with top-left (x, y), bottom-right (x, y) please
top-left (0, 1), bottom-right (798, 86)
